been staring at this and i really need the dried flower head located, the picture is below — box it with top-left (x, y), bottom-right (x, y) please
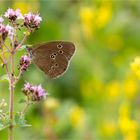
top-left (22, 83), bottom-right (47, 101)
top-left (4, 8), bottom-right (23, 21)
top-left (19, 55), bottom-right (32, 72)
top-left (24, 12), bottom-right (42, 29)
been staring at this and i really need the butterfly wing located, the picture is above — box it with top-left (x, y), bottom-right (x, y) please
top-left (31, 41), bottom-right (75, 78)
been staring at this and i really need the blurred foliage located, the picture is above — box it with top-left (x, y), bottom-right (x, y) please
top-left (0, 0), bottom-right (140, 140)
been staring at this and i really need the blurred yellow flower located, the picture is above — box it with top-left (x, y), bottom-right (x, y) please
top-left (79, 6), bottom-right (94, 39)
top-left (106, 81), bottom-right (121, 102)
top-left (123, 78), bottom-right (138, 100)
top-left (12, 0), bottom-right (40, 14)
top-left (44, 97), bottom-right (60, 111)
top-left (96, 3), bottom-right (112, 29)
top-left (119, 117), bottom-right (138, 140)
top-left (119, 103), bottom-right (138, 140)
top-left (69, 106), bottom-right (85, 130)
top-left (131, 57), bottom-right (140, 79)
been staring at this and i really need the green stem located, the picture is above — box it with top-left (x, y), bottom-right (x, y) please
top-left (22, 100), bottom-right (31, 115)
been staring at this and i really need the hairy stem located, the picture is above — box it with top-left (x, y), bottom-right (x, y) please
top-left (8, 52), bottom-right (14, 140)
top-left (8, 32), bottom-right (29, 140)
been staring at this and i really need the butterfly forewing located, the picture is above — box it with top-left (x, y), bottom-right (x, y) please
top-left (31, 41), bottom-right (75, 78)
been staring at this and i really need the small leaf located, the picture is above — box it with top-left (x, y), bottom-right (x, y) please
top-left (0, 123), bottom-right (4, 130)
top-left (0, 124), bottom-right (10, 131)
top-left (0, 74), bottom-right (9, 82)
top-left (0, 121), bottom-right (10, 131)
top-left (14, 113), bottom-right (31, 128)
top-left (19, 99), bottom-right (26, 104)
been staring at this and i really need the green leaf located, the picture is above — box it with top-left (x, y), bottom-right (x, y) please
top-left (0, 123), bottom-right (4, 130)
top-left (0, 120), bottom-right (10, 131)
top-left (0, 74), bottom-right (9, 82)
top-left (19, 99), bottom-right (27, 104)
top-left (14, 113), bottom-right (31, 128)
top-left (0, 124), bottom-right (10, 131)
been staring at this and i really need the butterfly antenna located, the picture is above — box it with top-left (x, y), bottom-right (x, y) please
top-left (26, 46), bottom-right (33, 57)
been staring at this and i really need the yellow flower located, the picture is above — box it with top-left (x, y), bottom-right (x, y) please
top-left (123, 78), bottom-right (138, 100)
top-left (96, 2), bottom-right (112, 29)
top-left (119, 103), bottom-right (138, 140)
top-left (131, 57), bottom-right (140, 79)
top-left (106, 81), bottom-right (121, 102)
top-left (79, 6), bottom-right (95, 39)
top-left (69, 106), bottom-right (85, 130)
top-left (119, 117), bottom-right (138, 134)
top-left (119, 117), bottom-right (138, 140)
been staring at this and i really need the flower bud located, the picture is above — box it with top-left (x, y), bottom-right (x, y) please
top-left (24, 12), bottom-right (42, 29)
top-left (19, 55), bottom-right (31, 72)
top-left (4, 8), bottom-right (23, 21)
top-left (22, 83), bottom-right (47, 102)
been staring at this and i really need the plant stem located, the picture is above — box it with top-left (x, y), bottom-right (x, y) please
top-left (1, 47), bottom-right (10, 80)
top-left (22, 101), bottom-right (30, 114)
top-left (14, 69), bottom-right (22, 85)
top-left (8, 51), bottom-right (14, 140)
top-left (14, 34), bottom-right (28, 52)
top-left (2, 39), bottom-right (11, 53)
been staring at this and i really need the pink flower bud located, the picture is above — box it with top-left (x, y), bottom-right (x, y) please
top-left (4, 8), bottom-right (23, 21)
top-left (24, 12), bottom-right (42, 29)
top-left (19, 55), bottom-right (31, 72)
top-left (0, 24), bottom-right (14, 40)
top-left (23, 83), bottom-right (47, 101)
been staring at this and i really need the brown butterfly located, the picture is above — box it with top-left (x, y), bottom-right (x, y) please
top-left (27, 41), bottom-right (75, 78)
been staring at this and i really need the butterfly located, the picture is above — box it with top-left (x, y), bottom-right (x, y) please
top-left (27, 41), bottom-right (75, 78)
